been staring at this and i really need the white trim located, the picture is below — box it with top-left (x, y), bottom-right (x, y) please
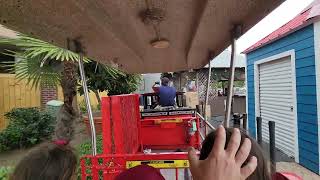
top-left (254, 50), bottom-right (299, 163)
top-left (313, 21), bottom-right (320, 174)
top-left (245, 54), bottom-right (248, 131)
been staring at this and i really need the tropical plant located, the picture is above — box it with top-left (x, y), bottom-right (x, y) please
top-left (0, 108), bottom-right (55, 151)
top-left (78, 61), bottom-right (141, 104)
top-left (0, 35), bottom-right (85, 142)
top-left (0, 34), bottom-right (139, 141)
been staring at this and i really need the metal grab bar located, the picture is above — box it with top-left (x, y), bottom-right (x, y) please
top-left (78, 54), bottom-right (97, 155)
top-left (199, 132), bottom-right (205, 140)
top-left (196, 112), bottom-right (215, 131)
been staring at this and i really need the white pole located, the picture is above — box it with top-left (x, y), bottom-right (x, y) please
top-left (78, 54), bottom-right (97, 155)
top-left (204, 60), bottom-right (212, 123)
top-left (224, 38), bottom-right (237, 127)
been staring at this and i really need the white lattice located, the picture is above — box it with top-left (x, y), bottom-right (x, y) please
top-left (197, 69), bottom-right (218, 103)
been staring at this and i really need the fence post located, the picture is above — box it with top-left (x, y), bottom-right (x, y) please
top-left (233, 113), bottom-right (241, 128)
top-left (196, 105), bottom-right (201, 114)
top-left (242, 113), bottom-right (247, 131)
top-left (269, 121), bottom-right (276, 174)
top-left (256, 117), bottom-right (262, 145)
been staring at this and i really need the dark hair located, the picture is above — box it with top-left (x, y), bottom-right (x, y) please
top-left (10, 143), bottom-right (77, 180)
top-left (161, 77), bottom-right (170, 86)
top-left (200, 128), bottom-right (271, 180)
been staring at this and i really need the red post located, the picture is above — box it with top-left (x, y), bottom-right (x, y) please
top-left (134, 94), bottom-right (143, 152)
top-left (92, 157), bottom-right (99, 180)
top-left (176, 168), bottom-right (179, 180)
top-left (102, 97), bottom-right (112, 154)
top-left (112, 96), bottom-right (125, 154)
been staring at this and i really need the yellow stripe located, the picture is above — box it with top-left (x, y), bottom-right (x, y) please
top-left (155, 119), bottom-right (183, 124)
top-left (126, 160), bottom-right (189, 169)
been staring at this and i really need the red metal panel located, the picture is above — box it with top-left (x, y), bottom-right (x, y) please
top-left (112, 96), bottom-right (125, 154)
top-left (140, 116), bottom-right (201, 150)
top-left (80, 153), bottom-right (191, 180)
top-left (134, 94), bottom-right (144, 152)
top-left (101, 94), bottom-right (141, 154)
top-left (102, 97), bottom-right (112, 154)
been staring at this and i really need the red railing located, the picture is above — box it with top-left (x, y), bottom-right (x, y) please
top-left (82, 94), bottom-right (206, 179)
top-left (101, 94), bottom-right (141, 154)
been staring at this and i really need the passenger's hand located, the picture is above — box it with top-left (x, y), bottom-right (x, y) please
top-left (188, 126), bottom-right (257, 180)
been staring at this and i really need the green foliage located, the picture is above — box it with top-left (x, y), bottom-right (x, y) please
top-left (0, 166), bottom-right (13, 180)
top-left (0, 108), bottom-right (55, 152)
top-left (106, 73), bottom-right (141, 96)
top-left (77, 135), bottom-right (103, 156)
top-left (0, 35), bottom-right (89, 62)
top-left (76, 136), bottom-right (103, 179)
top-left (0, 35), bottom-right (129, 95)
top-left (1, 52), bottom-right (62, 88)
top-left (78, 100), bottom-right (100, 114)
top-left (79, 61), bottom-right (141, 97)
top-left (0, 34), bottom-right (90, 89)
top-left (234, 81), bottom-right (245, 87)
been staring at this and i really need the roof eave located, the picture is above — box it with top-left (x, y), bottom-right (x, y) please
top-left (242, 18), bottom-right (319, 54)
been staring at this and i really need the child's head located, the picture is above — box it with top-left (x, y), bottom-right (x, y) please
top-left (200, 128), bottom-right (271, 180)
top-left (10, 143), bottom-right (77, 180)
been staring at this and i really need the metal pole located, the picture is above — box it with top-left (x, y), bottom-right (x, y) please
top-left (204, 60), bottom-right (212, 121)
top-left (243, 113), bottom-right (248, 131)
top-left (196, 70), bottom-right (199, 93)
top-left (78, 54), bottom-right (97, 155)
top-left (256, 117), bottom-right (262, 145)
top-left (269, 121), bottom-right (276, 174)
top-left (224, 37), bottom-right (236, 127)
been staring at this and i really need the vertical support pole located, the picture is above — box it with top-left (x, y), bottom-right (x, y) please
top-left (196, 70), bottom-right (199, 93)
top-left (242, 113), bottom-right (248, 131)
top-left (224, 38), bottom-right (236, 127)
top-left (224, 25), bottom-right (242, 127)
top-left (176, 168), bottom-right (179, 180)
top-left (269, 121), bottom-right (276, 174)
top-left (179, 73), bottom-right (182, 91)
top-left (233, 114), bottom-right (240, 128)
top-left (204, 59), bottom-right (212, 122)
top-left (78, 54), bottom-right (97, 155)
top-left (256, 117), bottom-right (262, 145)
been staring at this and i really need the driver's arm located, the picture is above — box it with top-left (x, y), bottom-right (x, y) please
top-left (152, 84), bottom-right (160, 93)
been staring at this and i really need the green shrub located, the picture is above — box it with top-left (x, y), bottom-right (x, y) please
top-left (0, 108), bottom-right (55, 152)
top-left (0, 166), bottom-right (13, 180)
top-left (76, 135), bottom-right (103, 179)
top-left (78, 101), bottom-right (100, 114)
top-left (77, 135), bottom-right (103, 158)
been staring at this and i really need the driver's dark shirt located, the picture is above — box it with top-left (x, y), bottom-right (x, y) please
top-left (158, 86), bottom-right (176, 106)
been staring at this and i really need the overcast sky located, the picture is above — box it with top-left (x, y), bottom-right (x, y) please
top-left (237, 0), bottom-right (314, 53)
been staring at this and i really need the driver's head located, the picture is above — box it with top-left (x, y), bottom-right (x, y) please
top-left (161, 77), bottom-right (170, 86)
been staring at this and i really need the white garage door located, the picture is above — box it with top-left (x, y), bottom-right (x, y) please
top-left (258, 56), bottom-right (297, 158)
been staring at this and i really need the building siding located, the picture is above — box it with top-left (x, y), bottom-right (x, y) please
top-left (246, 24), bottom-right (319, 173)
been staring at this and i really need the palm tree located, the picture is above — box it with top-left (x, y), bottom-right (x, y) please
top-left (0, 34), bottom-right (118, 142)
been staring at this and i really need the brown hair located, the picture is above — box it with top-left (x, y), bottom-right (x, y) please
top-left (10, 143), bottom-right (77, 180)
top-left (200, 128), bottom-right (271, 180)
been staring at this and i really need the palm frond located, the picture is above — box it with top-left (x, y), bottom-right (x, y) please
top-left (0, 52), bottom-right (61, 89)
top-left (0, 34), bottom-right (90, 62)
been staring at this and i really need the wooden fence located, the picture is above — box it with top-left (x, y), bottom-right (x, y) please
top-left (0, 73), bottom-right (106, 130)
top-left (0, 74), bottom-right (41, 129)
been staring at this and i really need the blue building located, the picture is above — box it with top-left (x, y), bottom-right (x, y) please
top-left (244, 1), bottom-right (320, 174)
